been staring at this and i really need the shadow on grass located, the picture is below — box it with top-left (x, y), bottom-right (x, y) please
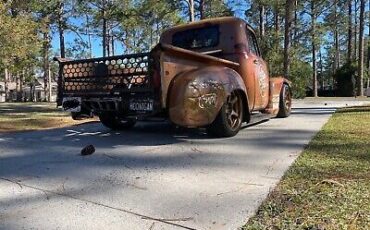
top-left (0, 103), bottom-right (61, 114)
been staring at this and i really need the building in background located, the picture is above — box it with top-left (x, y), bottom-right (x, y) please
top-left (0, 78), bottom-right (57, 102)
top-left (0, 82), bottom-right (16, 102)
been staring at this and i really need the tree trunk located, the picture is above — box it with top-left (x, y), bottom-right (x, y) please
top-left (86, 14), bottom-right (92, 58)
top-left (111, 34), bottom-right (115, 56)
top-left (199, 0), bottom-right (205, 19)
top-left (102, 0), bottom-right (108, 57)
top-left (42, 21), bottom-right (50, 102)
top-left (283, 0), bottom-right (294, 77)
top-left (319, 48), bottom-right (324, 88)
top-left (347, 0), bottom-right (353, 62)
top-left (30, 83), bottom-right (34, 102)
top-left (357, 0), bottom-right (365, 96)
top-left (334, 32), bottom-right (340, 70)
top-left (20, 70), bottom-right (24, 102)
top-left (48, 67), bottom-right (52, 101)
top-left (58, 1), bottom-right (65, 58)
top-left (102, 17), bottom-right (107, 57)
top-left (273, 0), bottom-right (281, 60)
top-left (4, 68), bottom-right (9, 102)
top-left (312, 42), bottom-right (318, 97)
top-left (354, 0), bottom-right (358, 58)
top-left (16, 72), bottom-right (20, 101)
top-left (368, 0), bottom-right (370, 77)
top-left (293, 0), bottom-right (298, 43)
top-left (274, 2), bottom-right (279, 36)
top-left (311, 1), bottom-right (318, 97)
top-left (106, 25), bottom-right (112, 56)
top-left (259, 4), bottom-right (265, 38)
top-left (334, 0), bottom-right (340, 72)
top-left (149, 20), bottom-right (154, 49)
top-left (188, 0), bottom-right (195, 22)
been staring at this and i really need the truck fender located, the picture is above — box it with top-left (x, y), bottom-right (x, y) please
top-left (266, 77), bottom-right (292, 116)
top-left (168, 66), bottom-right (248, 128)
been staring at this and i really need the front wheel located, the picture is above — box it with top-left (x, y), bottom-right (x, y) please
top-left (99, 113), bottom-right (136, 130)
top-left (277, 84), bottom-right (292, 118)
top-left (207, 91), bottom-right (244, 137)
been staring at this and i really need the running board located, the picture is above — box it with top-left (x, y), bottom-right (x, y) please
top-left (246, 113), bottom-right (271, 126)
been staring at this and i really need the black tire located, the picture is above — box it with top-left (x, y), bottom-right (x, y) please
top-left (207, 91), bottom-right (244, 137)
top-left (71, 112), bottom-right (81, 120)
top-left (71, 111), bottom-right (92, 120)
top-left (277, 84), bottom-right (292, 118)
top-left (99, 113), bottom-right (136, 130)
top-left (71, 107), bottom-right (93, 120)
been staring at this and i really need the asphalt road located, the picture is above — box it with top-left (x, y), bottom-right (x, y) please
top-left (0, 99), bottom-right (368, 230)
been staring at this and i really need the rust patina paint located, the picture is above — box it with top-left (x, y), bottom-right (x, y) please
top-left (168, 66), bottom-right (246, 127)
top-left (159, 17), bottom-right (289, 127)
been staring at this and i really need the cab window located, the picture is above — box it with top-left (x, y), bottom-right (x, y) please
top-left (246, 29), bottom-right (260, 57)
top-left (172, 25), bottom-right (219, 50)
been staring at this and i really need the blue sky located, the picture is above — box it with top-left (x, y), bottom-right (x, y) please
top-left (51, 17), bottom-right (112, 58)
top-left (50, 1), bottom-right (369, 60)
top-left (51, 1), bottom-right (251, 58)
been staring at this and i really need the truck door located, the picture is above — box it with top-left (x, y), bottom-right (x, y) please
top-left (246, 30), bottom-right (269, 110)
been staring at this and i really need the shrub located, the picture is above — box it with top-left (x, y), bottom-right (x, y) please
top-left (334, 63), bottom-right (356, 97)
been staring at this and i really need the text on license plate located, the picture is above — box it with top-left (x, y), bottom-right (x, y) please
top-left (129, 99), bottom-right (153, 111)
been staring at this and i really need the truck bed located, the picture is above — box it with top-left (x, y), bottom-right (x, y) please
top-left (55, 44), bottom-right (240, 117)
top-left (56, 52), bottom-right (152, 105)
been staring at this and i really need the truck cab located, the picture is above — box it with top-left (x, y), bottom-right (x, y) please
top-left (160, 17), bottom-right (271, 111)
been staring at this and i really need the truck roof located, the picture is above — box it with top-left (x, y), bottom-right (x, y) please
top-left (160, 17), bottom-right (255, 54)
top-left (163, 17), bottom-right (247, 32)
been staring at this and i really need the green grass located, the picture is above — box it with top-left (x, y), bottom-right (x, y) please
top-left (243, 106), bottom-right (370, 230)
top-left (0, 102), bottom-right (95, 132)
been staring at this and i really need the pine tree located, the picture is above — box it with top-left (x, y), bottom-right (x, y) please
top-left (357, 0), bottom-right (365, 96)
top-left (284, 0), bottom-right (294, 77)
top-left (0, 1), bottom-right (41, 101)
top-left (347, 0), bottom-right (353, 62)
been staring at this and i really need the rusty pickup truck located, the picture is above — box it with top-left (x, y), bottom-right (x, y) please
top-left (55, 17), bottom-right (292, 137)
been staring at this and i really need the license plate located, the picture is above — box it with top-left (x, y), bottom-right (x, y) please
top-left (62, 97), bottom-right (81, 112)
top-left (129, 99), bottom-right (153, 111)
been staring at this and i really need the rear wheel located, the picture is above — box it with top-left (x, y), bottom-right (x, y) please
top-left (277, 84), bottom-right (292, 118)
top-left (99, 113), bottom-right (136, 130)
top-left (207, 91), bottom-right (244, 137)
top-left (71, 111), bottom-right (92, 120)
top-left (71, 106), bottom-right (93, 120)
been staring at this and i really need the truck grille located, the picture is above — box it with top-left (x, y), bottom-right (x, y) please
top-left (59, 53), bottom-right (151, 95)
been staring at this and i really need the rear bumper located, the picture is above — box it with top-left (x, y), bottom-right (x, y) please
top-left (61, 93), bottom-right (162, 118)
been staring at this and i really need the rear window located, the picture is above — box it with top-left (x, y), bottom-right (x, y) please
top-left (172, 25), bottom-right (219, 50)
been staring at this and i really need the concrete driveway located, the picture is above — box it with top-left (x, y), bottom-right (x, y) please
top-left (0, 99), bottom-right (368, 230)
